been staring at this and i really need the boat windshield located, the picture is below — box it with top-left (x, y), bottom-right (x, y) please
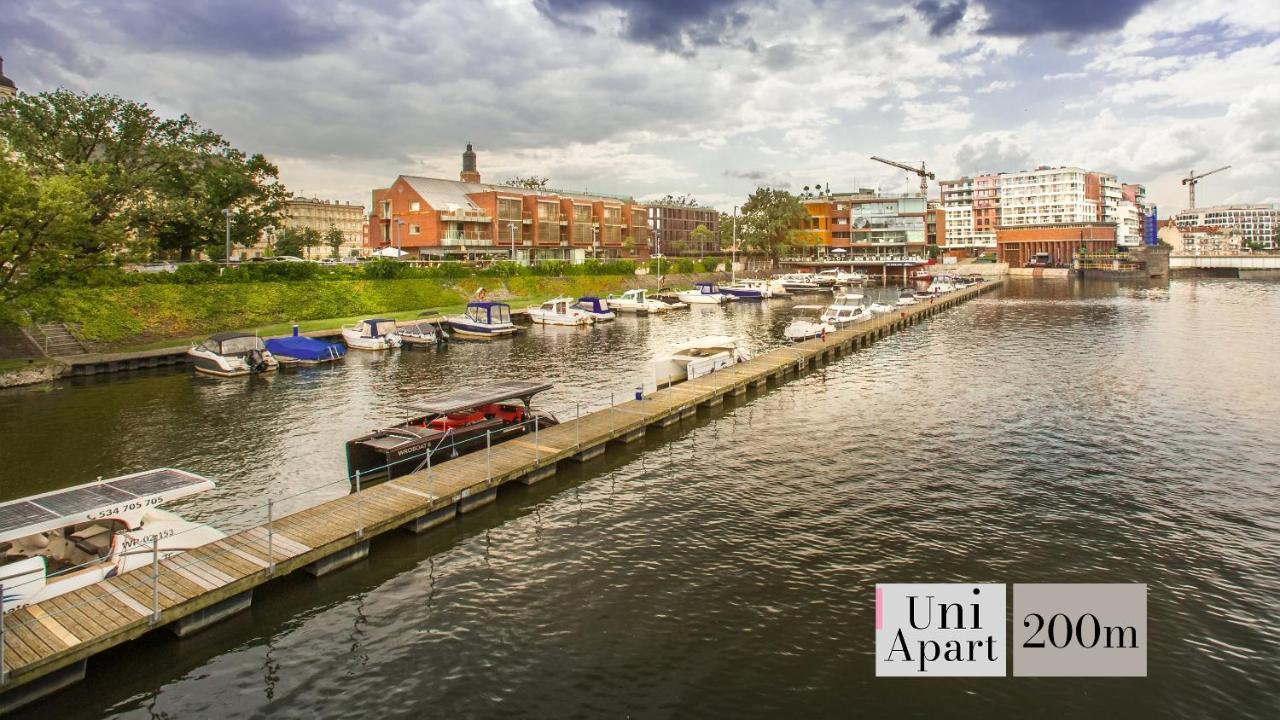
top-left (492, 305), bottom-right (511, 323)
top-left (218, 336), bottom-right (265, 354)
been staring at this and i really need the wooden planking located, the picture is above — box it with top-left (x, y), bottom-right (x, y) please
top-left (0, 281), bottom-right (997, 691)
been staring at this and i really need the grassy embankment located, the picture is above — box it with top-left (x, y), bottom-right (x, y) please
top-left (20, 274), bottom-right (671, 354)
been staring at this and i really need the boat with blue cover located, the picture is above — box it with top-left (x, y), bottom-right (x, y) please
top-left (574, 296), bottom-right (616, 321)
top-left (266, 325), bottom-right (347, 365)
top-left (446, 301), bottom-right (519, 339)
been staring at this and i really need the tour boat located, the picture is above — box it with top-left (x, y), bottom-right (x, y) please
top-left (896, 289), bottom-right (919, 306)
top-left (820, 293), bottom-right (869, 326)
top-left (647, 335), bottom-right (751, 386)
top-left (677, 281), bottom-right (728, 305)
top-left (0, 468), bottom-right (227, 610)
top-left (188, 332), bottom-right (279, 377)
top-left (721, 278), bottom-right (773, 300)
top-left (265, 325), bottom-right (346, 366)
top-left (528, 296), bottom-right (593, 326)
top-left (784, 318), bottom-right (837, 342)
top-left (342, 318), bottom-right (403, 350)
top-left (777, 273), bottom-right (822, 292)
top-left (574, 296), bottom-right (616, 321)
top-left (345, 381), bottom-right (559, 482)
top-left (607, 288), bottom-right (679, 314)
top-left (446, 301), bottom-right (520, 339)
top-left (398, 311), bottom-right (450, 347)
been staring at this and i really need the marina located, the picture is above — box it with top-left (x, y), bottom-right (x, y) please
top-left (0, 281), bottom-right (998, 712)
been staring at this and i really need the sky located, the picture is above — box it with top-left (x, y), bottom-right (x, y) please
top-left (3, 0), bottom-right (1279, 214)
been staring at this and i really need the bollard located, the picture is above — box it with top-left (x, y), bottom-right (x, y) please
top-left (534, 414), bottom-right (540, 464)
top-left (151, 538), bottom-right (161, 624)
top-left (1, 582), bottom-right (6, 686)
top-left (355, 469), bottom-right (364, 539)
top-left (267, 498), bottom-right (275, 575)
top-left (486, 429), bottom-right (492, 481)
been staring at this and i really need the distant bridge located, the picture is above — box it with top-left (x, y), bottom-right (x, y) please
top-left (1170, 254), bottom-right (1280, 270)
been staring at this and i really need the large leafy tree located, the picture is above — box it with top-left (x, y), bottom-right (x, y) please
top-left (737, 187), bottom-right (809, 266)
top-left (324, 225), bottom-right (344, 258)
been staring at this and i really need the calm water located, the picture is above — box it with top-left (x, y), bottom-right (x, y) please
top-left (2, 279), bottom-right (1277, 718)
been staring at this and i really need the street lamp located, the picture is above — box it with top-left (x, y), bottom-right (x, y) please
top-left (592, 225), bottom-right (599, 260)
top-left (509, 224), bottom-right (517, 263)
top-left (394, 219), bottom-right (405, 259)
top-left (222, 208), bottom-right (232, 267)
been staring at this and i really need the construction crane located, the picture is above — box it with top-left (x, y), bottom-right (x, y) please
top-left (1181, 166), bottom-right (1230, 209)
top-left (870, 156), bottom-right (935, 196)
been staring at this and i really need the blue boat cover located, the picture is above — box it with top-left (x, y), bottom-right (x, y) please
top-left (265, 335), bottom-right (347, 361)
top-left (577, 296), bottom-right (607, 313)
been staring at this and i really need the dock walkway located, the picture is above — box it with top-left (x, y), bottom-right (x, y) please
top-left (0, 280), bottom-right (1000, 713)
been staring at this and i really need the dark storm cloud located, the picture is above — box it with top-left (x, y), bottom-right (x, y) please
top-left (96, 0), bottom-right (353, 58)
top-left (914, 0), bottom-right (966, 37)
top-left (916, 0), bottom-right (1157, 37)
top-left (533, 0), bottom-right (751, 53)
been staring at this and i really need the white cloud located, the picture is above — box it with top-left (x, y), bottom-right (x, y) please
top-left (976, 80), bottom-right (1016, 94)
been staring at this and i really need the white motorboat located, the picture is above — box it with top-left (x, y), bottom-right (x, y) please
top-left (398, 311), bottom-right (450, 347)
top-left (721, 278), bottom-right (772, 300)
top-left (446, 301), bottom-right (520, 339)
top-left (868, 302), bottom-right (895, 315)
top-left (677, 281), bottom-right (728, 305)
top-left (0, 468), bottom-right (227, 610)
top-left (574, 296), bottom-right (616, 321)
top-left (925, 276), bottom-right (957, 294)
top-left (607, 288), bottom-right (679, 314)
top-left (896, 289), bottom-right (919, 306)
top-left (784, 318), bottom-right (836, 342)
top-left (820, 293), bottom-right (869, 326)
top-left (816, 269), bottom-right (866, 286)
top-left (528, 296), bottom-right (593, 326)
top-left (777, 273), bottom-right (822, 292)
top-left (342, 318), bottom-right (403, 350)
top-left (188, 332), bottom-right (279, 377)
top-left (647, 335), bottom-right (751, 386)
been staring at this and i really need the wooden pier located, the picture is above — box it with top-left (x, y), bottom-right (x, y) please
top-left (0, 280), bottom-right (1000, 713)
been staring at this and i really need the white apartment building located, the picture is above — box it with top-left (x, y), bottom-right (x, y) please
top-left (998, 167), bottom-right (1101, 227)
top-left (939, 177), bottom-right (978, 249)
top-left (1175, 204), bottom-right (1279, 250)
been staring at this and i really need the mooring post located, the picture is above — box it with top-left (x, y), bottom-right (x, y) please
top-left (486, 429), bottom-right (492, 481)
top-left (355, 469), bottom-right (364, 539)
top-left (150, 538), bottom-right (161, 624)
top-left (1, 582), bottom-right (7, 686)
top-left (534, 414), bottom-right (540, 464)
top-left (267, 498), bottom-right (275, 575)
top-left (576, 399), bottom-right (581, 449)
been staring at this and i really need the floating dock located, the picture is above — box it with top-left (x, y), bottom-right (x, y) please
top-left (0, 280), bottom-right (1000, 713)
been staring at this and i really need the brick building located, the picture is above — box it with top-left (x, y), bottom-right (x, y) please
top-left (366, 145), bottom-right (649, 262)
top-left (802, 190), bottom-right (928, 260)
top-left (996, 223), bottom-right (1116, 266)
top-left (647, 203), bottom-right (719, 256)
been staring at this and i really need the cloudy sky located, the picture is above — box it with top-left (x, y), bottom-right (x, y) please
top-left (4, 0), bottom-right (1278, 213)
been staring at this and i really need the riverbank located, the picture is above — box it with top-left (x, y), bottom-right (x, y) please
top-left (0, 272), bottom-right (728, 388)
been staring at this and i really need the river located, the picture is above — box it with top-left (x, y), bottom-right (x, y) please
top-left (1, 278), bottom-right (1277, 718)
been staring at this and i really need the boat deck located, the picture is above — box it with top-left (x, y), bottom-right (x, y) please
top-left (0, 280), bottom-right (1001, 711)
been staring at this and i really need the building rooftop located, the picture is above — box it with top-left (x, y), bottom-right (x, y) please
top-left (399, 175), bottom-right (638, 211)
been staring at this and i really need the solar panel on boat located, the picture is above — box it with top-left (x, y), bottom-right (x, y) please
top-left (108, 468), bottom-right (200, 496)
top-left (31, 484), bottom-right (137, 516)
top-left (0, 502), bottom-right (60, 536)
top-left (403, 381), bottom-right (553, 416)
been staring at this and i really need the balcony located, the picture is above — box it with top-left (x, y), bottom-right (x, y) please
top-left (441, 208), bottom-right (492, 223)
top-left (442, 230), bottom-right (494, 247)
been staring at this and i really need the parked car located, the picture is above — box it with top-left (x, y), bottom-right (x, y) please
top-left (272, 255), bottom-right (309, 263)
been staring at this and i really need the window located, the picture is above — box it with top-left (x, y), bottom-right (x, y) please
top-left (410, 201), bottom-right (421, 212)
top-left (409, 224), bottom-right (420, 235)
top-left (380, 200), bottom-right (391, 219)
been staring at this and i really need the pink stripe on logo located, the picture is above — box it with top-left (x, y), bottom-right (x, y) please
top-left (876, 586), bottom-right (883, 630)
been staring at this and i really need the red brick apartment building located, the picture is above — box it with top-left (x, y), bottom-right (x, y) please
top-left (366, 144), bottom-right (649, 262)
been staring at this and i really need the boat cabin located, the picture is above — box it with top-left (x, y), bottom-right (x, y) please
top-left (354, 318), bottom-right (397, 338)
top-left (197, 332), bottom-right (267, 357)
top-left (692, 281), bottom-right (721, 294)
top-left (464, 302), bottom-right (512, 325)
top-left (576, 296), bottom-right (610, 314)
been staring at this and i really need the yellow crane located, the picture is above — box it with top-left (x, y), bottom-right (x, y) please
top-left (1181, 166), bottom-right (1230, 209)
top-left (870, 156), bottom-right (935, 195)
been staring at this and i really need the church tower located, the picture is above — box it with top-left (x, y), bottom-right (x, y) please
top-left (460, 143), bottom-right (480, 183)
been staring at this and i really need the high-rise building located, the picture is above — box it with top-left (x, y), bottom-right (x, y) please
top-left (1175, 204), bottom-right (1279, 250)
top-left (0, 57), bottom-right (17, 100)
top-left (365, 145), bottom-right (649, 262)
top-left (647, 203), bottom-right (719, 256)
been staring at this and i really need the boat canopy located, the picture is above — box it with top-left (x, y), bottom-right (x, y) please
top-left (402, 380), bottom-right (553, 416)
top-left (0, 468), bottom-right (215, 544)
top-left (361, 319), bottom-right (397, 337)
top-left (465, 302), bottom-right (511, 324)
top-left (577, 296), bottom-right (607, 313)
top-left (204, 333), bottom-right (266, 355)
top-left (265, 335), bottom-right (346, 361)
top-left (693, 281), bottom-right (719, 292)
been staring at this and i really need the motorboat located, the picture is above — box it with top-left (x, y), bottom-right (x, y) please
top-left (345, 381), bottom-right (559, 482)
top-left (528, 296), bottom-right (593, 326)
top-left (721, 278), bottom-right (772, 300)
top-left (647, 335), bottom-right (751, 386)
top-left (677, 281), bottom-right (728, 305)
top-left (777, 273), bottom-right (822, 292)
top-left (188, 332), bottom-right (279, 377)
top-left (607, 288), bottom-right (679, 314)
top-left (266, 325), bottom-right (346, 365)
top-left (342, 318), bottom-right (402, 350)
top-left (820, 293), bottom-right (869, 326)
top-left (910, 269), bottom-right (932, 284)
top-left (574, 296), bottom-right (616, 321)
top-left (784, 318), bottom-right (836, 342)
top-left (896, 288), bottom-right (919, 306)
top-left (446, 301), bottom-right (519, 339)
top-left (925, 276), bottom-right (957, 294)
top-left (868, 302), bottom-right (895, 314)
top-left (398, 311), bottom-right (450, 347)
top-left (816, 269), bottom-right (865, 285)
top-left (0, 468), bottom-right (226, 609)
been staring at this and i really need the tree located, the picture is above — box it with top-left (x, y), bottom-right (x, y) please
top-left (657, 193), bottom-right (700, 207)
top-left (690, 224), bottom-right (714, 254)
top-left (0, 89), bottom-right (287, 265)
top-left (325, 225), bottom-right (344, 258)
top-left (274, 227), bottom-right (305, 258)
top-left (502, 176), bottom-right (550, 190)
top-left (299, 227), bottom-right (321, 259)
top-left (737, 187), bottom-right (809, 267)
